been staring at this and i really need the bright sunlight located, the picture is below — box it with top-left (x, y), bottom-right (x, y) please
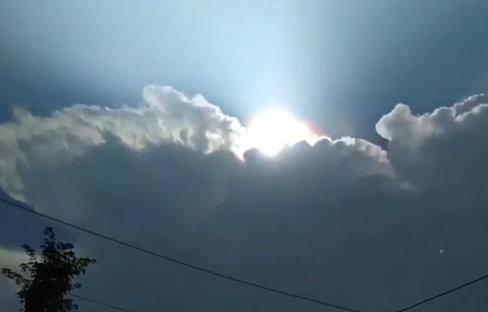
top-left (247, 108), bottom-right (318, 156)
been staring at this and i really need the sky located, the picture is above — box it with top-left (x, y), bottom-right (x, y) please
top-left (1, 1), bottom-right (488, 312)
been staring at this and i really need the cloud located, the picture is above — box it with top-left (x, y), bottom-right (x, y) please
top-left (377, 94), bottom-right (488, 192)
top-left (0, 85), bottom-right (246, 201)
top-left (0, 87), bottom-right (488, 312)
top-left (0, 246), bottom-right (27, 312)
top-left (0, 247), bottom-right (28, 285)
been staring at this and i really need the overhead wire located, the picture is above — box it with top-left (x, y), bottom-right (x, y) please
top-left (0, 196), bottom-right (364, 312)
top-left (70, 294), bottom-right (138, 312)
top-left (392, 273), bottom-right (488, 312)
top-left (3, 195), bottom-right (488, 312)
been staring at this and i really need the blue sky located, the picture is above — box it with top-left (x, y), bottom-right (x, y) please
top-left (2, 1), bottom-right (488, 312)
top-left (2, 0), bottom-right (487, 139)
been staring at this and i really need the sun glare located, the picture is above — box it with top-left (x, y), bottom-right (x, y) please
top-left (247, 108), bottom-right (317, 156)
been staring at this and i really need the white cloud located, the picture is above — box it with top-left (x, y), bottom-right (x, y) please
top-left (0, 248), bottom-right (27, 266)
top-left (377, 94), bottom-right (488, 191)
top-left (0, 247), bottom-right (27, 297)
top-left (0, 86), bottom-right (246, 201)
top-left (1, 86), bottom-right (488, 312)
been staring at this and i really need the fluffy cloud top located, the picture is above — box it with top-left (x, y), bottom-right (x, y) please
top-left (0, 87), bottom-right (487, 312)
top-left (0, 86), bottom-right (245, 200)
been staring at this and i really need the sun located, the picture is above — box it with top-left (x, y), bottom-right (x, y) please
top-left (246, 108), bottom-right (317, 156)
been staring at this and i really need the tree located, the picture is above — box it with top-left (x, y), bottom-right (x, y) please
top-left (2, 226), bottom-right (97, 312)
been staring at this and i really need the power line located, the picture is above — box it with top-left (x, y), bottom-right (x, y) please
top-left (0, 196), bottom-right (364, 312)
top-left (393, 273), bottom-right (488, 312)
top-left (70, 294), bottom-right (137, 312)
top-left (3, 196), bottom-right (488, 312)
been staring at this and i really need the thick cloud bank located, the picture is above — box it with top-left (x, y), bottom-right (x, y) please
top-left (1, 87), bottom-right (487, 312)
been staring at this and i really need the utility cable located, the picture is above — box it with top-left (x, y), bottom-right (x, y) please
top-left (70, 294), bottom-right (138, 312)
top-left (0, 196), bottom-right (364, 312)
top-left (393, 273), bottom-right (488, 312)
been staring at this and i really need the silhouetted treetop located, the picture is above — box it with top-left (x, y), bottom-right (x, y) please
top-left (2, 226), bottom-right (97, 312)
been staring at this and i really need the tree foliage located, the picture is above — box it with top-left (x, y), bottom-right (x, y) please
top-left (2, 227), bottom-right (97, 312)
